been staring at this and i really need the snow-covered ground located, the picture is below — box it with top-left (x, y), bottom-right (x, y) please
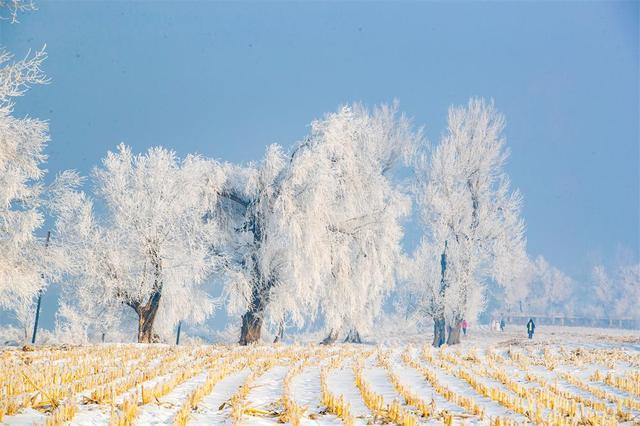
top-left (2, 326), bottom-right (638, 425)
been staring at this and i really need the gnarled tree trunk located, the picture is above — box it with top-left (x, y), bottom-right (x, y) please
top-left (239, 277), bottom-right (270, 345)
top-left (343, 329), bottom-right (362, 343)
top-left (320, 329), bottom-right (338, 345)
top-left (446, 321), bottom-right (462, 345)
top-left (239, 309), bottom-right (263, 345)
top-left (432, 317), bottom-right (446, 347)
top-left (136, 288), bottom-right (162, 343)
top-left (238, 212), bottom-right (275, 346)
top-left (128, 251), bottom-right (163, 344)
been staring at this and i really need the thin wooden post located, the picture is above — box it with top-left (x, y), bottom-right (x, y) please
top-left (31, 231), bottom-right (50, 345)
top-left (31, 291), bottom-right (43, 344)
top-left (176, 321), bottom-right (182, 345)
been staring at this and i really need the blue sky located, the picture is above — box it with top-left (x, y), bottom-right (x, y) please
top-left (1, 1), bottom-right (638, 330)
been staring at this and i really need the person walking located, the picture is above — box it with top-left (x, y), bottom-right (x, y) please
top-left (526, 318), bottom-right (535, 339)
top-left (462, 319), bottom-right (468, 336)
top-left (500, 318), bottom-right (506, 332)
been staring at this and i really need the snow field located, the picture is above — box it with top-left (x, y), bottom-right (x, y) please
top-left (1, 337), bottom-right (639, 425)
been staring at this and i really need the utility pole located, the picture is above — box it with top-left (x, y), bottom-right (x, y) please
top-left (31, 231), bottom-right (50, 345)
top-left (175, 321), bottom-right (182, 345)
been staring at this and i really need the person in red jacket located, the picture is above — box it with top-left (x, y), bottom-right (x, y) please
top-left (461, 319), bottom-right (468, 336)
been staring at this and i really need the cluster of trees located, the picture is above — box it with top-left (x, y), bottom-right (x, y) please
top-left (504, 255), bottom-right (640, 320)
top-left (1, 47), bottom-right (528, 346)
top-left (46, 104), bottom-right (423, 345)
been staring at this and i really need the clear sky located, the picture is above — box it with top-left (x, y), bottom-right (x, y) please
top-left (1, 1), bottom-right (638, 330)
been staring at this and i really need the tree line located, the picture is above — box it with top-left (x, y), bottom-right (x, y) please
top-left (0, 39), bottom-right (528, 345)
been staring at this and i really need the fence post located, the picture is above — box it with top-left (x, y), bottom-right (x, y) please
top-left (176, 321), bottom-right (182, 345)
top-left (31, 231), bottom-right (50, 345)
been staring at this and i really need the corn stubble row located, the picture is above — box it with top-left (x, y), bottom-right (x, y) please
top-left (353, 353), bottom-right (418, 426)
top-left (1, 342), bottom-right (638, 426)
top-left (319, 349), bottom-right (359, 425)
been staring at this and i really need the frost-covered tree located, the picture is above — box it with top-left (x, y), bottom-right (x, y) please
top-left (219, 141), bottom-right (345, 345)
top-left (0, 45), bottom-right (54, 336)
top-left (217, 144), bottom-right (294, 345)
top-left (301, 104), bottom-right (416, 342)
top-left (412, 99), bottom-right (528, 346)
top-left (51, 145), bottom-right (223, 343)
top-left (219, 103), bottom-right (419, 345)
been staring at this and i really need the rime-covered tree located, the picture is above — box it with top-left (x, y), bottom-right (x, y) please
top-left (219, 141), bottom-right (344, 345)
top-left (51, 145), bottom-right (223, 343)
top-left (220, 103), bottom-right (419, 345)
top-left (0, 42), bottom-right (54, 336)
top-left (301, 104), bottom-right (416, 342)
top-left (412, 99), bottom-right (528, 346)
top-left (217, 145), bottom-right (295, 345)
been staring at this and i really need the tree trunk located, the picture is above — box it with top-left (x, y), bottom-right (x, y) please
top-left (239, 309), bottom-right (263, 345)
top-left (320, 329), bottom-right (338, 345)
top-left (124, 248), bottom-right (164, 344)
top-left (273, 322), bottom-right (284, 343)
top-left (433, 242), bottom-right (448, 348)
top-left (239, 238), bottom-right (273, 345)
top-left (446, 322), bottom-right (462, 345)
top-left (343, 329), bottom-right (362, 343)
top-left (136, 289), bottom-right (162, 343)
top-left (432, 317), bottom-right (446, 347)
top-left (137, 307), bottom-right (158, 343)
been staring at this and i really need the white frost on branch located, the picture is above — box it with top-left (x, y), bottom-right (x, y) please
top-left (0, 0), bottom-right (37, 23)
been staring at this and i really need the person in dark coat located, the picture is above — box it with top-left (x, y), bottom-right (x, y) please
top-left (526, 318), bottom-right (535, 339)
top-left (500, 318), bottom-right (506, 332)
